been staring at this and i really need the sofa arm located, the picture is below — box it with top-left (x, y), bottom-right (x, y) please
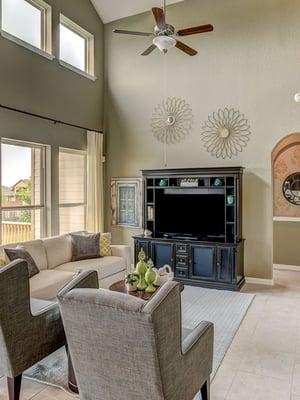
top-left (110, 245), bottom-right (131, 271)
top-left (58, 270), bottom-right (99, 299)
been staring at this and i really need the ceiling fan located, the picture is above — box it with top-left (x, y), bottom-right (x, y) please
top-left (113, 0), bottom-right (214, 56)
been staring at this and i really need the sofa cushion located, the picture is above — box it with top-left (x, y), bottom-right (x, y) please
top-left (43, 235), bottom-right (72, 269)
top-left (56, 256), bottom-right (126, 280)
top-left (30, 270), bottom-right (75, 301)
top-left (0, 240), bottom-right (48, 270)
top-left (30, 298), bottom-right (56, 315)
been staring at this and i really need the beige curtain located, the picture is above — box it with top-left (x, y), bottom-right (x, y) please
top-left (86, 131), bottom-right (104, 232)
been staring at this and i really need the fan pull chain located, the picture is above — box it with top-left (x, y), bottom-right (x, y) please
top-left (163, 55), bottom-right (168, 168)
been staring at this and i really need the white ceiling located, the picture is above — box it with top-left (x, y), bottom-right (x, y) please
top-left (91, 0), bottom-right (184, 24)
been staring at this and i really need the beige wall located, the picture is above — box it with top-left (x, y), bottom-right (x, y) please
top-left (104, 0), bottom-right (300, 279)
top-left (274, 221), bottom-right (300, 266)
top-left (0, 0), bottom-right (104, 235)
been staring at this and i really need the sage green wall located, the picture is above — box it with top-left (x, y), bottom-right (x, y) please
top-left (104, 0), bottom-right (300, 279)
top-left (0, 0), bottom-right (103, 236)
top-left (274, 222), bottom-right (300, 266)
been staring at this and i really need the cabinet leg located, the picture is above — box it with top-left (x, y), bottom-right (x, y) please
top-left (7, 374), bottom-right (22, 400)
top-left (200, 379), bottom-right (210, 400)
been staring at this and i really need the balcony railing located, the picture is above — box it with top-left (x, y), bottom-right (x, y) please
top-left (1, 221), bottom-right (32, 244)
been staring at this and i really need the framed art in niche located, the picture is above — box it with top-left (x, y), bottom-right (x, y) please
top-left (111, 178), bottom-right (143, 228)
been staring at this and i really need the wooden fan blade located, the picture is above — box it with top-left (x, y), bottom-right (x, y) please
top-left (113, 29), bottom-right (153, 37)
top-left (152, 7), bottom-right (166, 29)
top-left (176, 40), bottom-right (198, 56)
top-left (141, 44), bottom-right (157, 56)
top-left (177, 24), bottom-right (214, 36)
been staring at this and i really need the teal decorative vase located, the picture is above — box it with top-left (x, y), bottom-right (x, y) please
top-left (145, 259), bottom-right (157, 293)
top-left (136, 249), bottom-right (147, 291)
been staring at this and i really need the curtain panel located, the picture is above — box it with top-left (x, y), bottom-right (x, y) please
top-left (86, 131), bottom-right (104, 232)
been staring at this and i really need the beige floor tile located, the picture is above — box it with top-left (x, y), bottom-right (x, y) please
top-left (211, 363), bottom-right (237, 400)
top-left (220, 348), bottom-right (246, 370)
top-left (242, 284), bottom-right (274, 296)
top-left (30, 386), bottom-right (76, 400)
top-left (241, 294), bottom-right (268, 315)
top-left (211, 394), bottom-right (226, 400)
top-left (234, 310), bottom-right (261, 338)
top-left (239, 348), bottom-right (294, 381)
top-left (0, 377), bottom-right (46, 400)
top-left (226, 326), bottom-right (253, 355)
top-left (225, 371), bottom-right (291, 400)
top-left (263, 297), bottom-right (300, 324)
top-left (251, 319), bottom-right (297, 354)
top-left (292, 355), bottom-right (300, 395)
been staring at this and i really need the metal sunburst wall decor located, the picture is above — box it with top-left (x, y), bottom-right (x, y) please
top-left (200, 107), bottom-right (251, 159)
top-left (151, 97), bottom-right (194, 145)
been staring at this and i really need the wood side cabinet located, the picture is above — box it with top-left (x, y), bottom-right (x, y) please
top-left (133, 236), bottom-right (245, 291)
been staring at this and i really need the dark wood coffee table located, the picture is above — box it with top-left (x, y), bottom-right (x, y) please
top-left (109, 280), bottom-right (156, 301)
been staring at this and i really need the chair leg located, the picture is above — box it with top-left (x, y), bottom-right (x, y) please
top-left (66, 345), bottom-right (79, 394)
top-left (200, 379), bottom-right (210, 400)
top-left (7, 374), bottom-right (22, 400)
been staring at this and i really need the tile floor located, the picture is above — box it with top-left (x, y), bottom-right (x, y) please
top-left (0, 269), bottom-right (299, 400)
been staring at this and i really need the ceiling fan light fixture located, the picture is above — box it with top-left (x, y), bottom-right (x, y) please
top-left (153, 36), bottom-right (176, 53)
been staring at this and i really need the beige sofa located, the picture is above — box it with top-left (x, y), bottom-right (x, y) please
top-left (0, 234), bottom-right (131, 301)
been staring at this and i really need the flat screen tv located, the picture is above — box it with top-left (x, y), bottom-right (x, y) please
top-left (155, 190), bottom-right (225, 239)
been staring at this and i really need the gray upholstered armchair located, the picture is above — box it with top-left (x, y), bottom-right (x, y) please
top-left (0, 260), bottom-right (66, 400)
top-left (58, 271), bottom-right (214, 400)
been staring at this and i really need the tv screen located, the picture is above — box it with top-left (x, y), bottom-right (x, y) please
top-left (155, 190), bottom-right (225, 239)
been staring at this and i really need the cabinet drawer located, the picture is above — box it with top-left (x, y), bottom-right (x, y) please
top-left (176, 244), bottom-right (188, 254)
top-left (175, 267), bottom-right (188, 278)
top-left (176, 255), bottom-right (188, 267)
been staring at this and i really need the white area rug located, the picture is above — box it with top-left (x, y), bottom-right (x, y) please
top-left (182, 285), bottom-right (254, 377)
top-left (25, 286), bottom-right (254, 397)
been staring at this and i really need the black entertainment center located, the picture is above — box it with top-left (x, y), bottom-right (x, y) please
top-left (133, 167), bottom-right (245, 291)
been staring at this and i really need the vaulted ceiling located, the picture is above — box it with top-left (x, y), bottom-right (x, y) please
top-left (90, 0), bottom-right (184, 24)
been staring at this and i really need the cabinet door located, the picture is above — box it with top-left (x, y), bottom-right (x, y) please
top-left (151, 242), bottom-right (174, 270)
top-left (135, 240), bottom-right (151, 262)
top-left (217, 247), bottom-right (233, 283)
top-left (190, 245), bottom-right (216, 281)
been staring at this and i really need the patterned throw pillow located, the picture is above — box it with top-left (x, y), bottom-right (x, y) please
top-left (0, 257), bottom-right (7, 268)
top-left (70, 232), bottom-right (101, 262)
top-left (4, 246), bottom-right (40, 278)
top-left (100, 232), bottom-right (112, 257)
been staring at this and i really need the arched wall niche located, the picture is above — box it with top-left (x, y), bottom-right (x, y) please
top-left (272, 133), bottom-right (300, 218)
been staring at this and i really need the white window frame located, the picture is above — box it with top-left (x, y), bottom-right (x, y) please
top-left (59, 147), bottom-right (87, 234)
top-left (59, 14), bottom-right (96, 81)
top-left (0, 138), bottom-right (49, 243)
top-left (0, 0), bottom-right (54, 60)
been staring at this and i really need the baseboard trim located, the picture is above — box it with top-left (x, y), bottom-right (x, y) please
top-left (245, 277), bottom-right (274, 286)
top-left (273, 263), bottom-right (300, 272)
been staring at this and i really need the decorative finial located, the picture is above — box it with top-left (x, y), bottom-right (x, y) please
top-left (138, 249), bottom-right (146, 261)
